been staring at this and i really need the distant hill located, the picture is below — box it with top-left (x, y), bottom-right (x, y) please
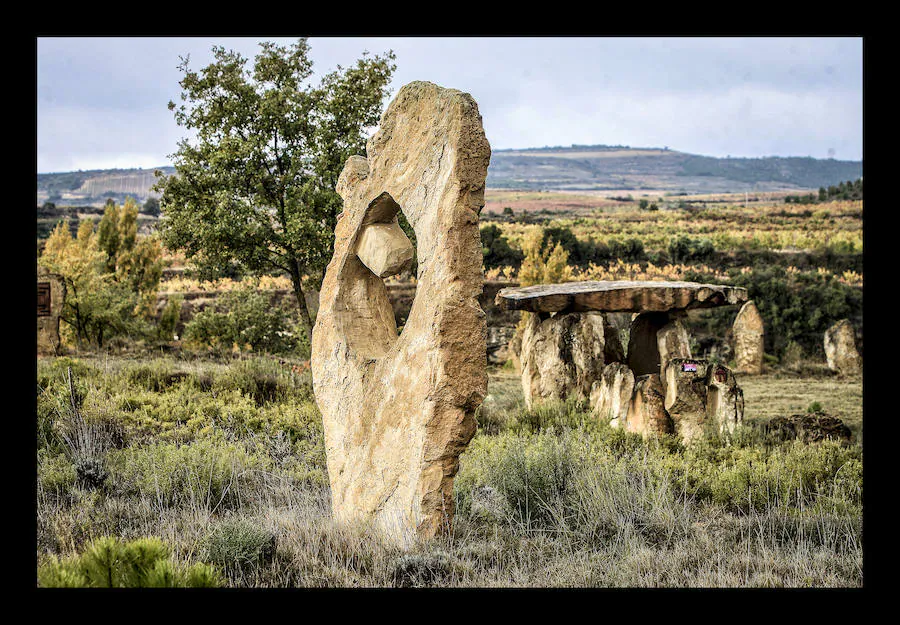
top-left (36, 145), bottom-right (863, 205)
top-left (37, 167), bottom-right (176, 207)
top-left (486, 145), bottom-right (862, 193)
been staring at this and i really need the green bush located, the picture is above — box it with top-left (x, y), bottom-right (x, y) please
top-left (108, 435), bottom-right (264, 509)
top-left (38, 536), bottom-right (220, 587)
top-left (157, 294), bottom-right (183, 341)
top-left (184, 286), bottom-right (307, 356)
top-left (201, 518), bottom-right (277, 577)
top-left (213, 357), bottom-right (312, 406)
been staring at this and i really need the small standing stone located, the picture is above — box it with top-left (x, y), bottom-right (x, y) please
top-left (733, 300), bottom-right (765, 374)
top-left (824, 319), bottom-right (861, 375)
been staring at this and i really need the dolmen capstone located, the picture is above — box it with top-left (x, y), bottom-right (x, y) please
top-left (824, 319), bottom-right (861, 376)
top-left (732, 300), bottom-right (764, 374)
top-left (497, 280), bottom-right (747, 443)
top-left (311, 81), bottom-right (491, 543)
top-left (37, 265), bottom-right (66, 356)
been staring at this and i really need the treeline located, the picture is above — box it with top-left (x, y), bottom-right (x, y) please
top-left (784, 178), bottom-right (863, 204)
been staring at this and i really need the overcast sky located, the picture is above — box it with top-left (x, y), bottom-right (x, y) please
top-left (36, 37), bottom-right (863, 173)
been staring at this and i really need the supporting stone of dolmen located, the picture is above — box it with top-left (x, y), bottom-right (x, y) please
top-left (824, 319), bottom-right (861, 376)
top-left (590, 363), bottom-right (635, 427)
top-left (520, 311), bottom-right (605, 408)
top-left (310, 81), bottom-right (491, 543)
top-left (37, 266), bottom-right (66, 356)
top-left (733, 300), bottom-right (764, 374)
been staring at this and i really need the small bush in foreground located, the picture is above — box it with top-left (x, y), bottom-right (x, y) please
top-left (37, 536), bottom-right (220, 587)
top-left (201, 518), bottom-right (276, 577)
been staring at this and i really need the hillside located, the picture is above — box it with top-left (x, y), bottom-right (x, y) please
top-left (486, 145), bottom-right (862, 193)
top-left (36, 146), bottom-right (863, 205)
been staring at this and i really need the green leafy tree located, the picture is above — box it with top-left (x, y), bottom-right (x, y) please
top-left (154, 39), bottom-right (396, 340)
top-left (143, 196), bottom-right (161, 216)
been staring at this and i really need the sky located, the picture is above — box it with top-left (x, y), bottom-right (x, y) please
top-left (36, 37), bottom-right (863, 173)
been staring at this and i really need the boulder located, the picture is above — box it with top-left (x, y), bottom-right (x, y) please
top-left (590, 363), bottom-right (635, 428)
top-left (311, 81), bottom-right (491, 543)
top-left (824, 319), bottom-right (861, 375)
top-left (520, 311), bottom-right (605, 408)
top-left (733, 300), bottom-right (764, 375)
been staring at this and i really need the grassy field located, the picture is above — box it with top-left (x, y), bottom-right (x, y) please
top-left (36, 353), bottom-right (863, 588)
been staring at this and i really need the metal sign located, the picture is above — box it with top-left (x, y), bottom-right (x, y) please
top-left (682, 362), bottom-right (697, 373)
top-left (37, 282), bottom-right (51, 316)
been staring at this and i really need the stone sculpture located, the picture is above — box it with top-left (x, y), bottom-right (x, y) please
top-left (311, 81), bottom-right (491, 543)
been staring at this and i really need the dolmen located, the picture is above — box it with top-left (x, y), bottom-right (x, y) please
top-left (497, 280), bottom-right (748, 443)
top-left (311, 82), bottom-right (491, 544)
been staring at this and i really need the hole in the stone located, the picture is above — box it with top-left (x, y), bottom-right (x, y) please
top-left (337, 192), bottom-right (420, 359)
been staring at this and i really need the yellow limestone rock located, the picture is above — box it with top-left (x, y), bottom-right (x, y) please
top-left (311, 81), bottom-right (491, 543)
top-left (355, 222), bottom-right (414, 278)
top-left (824, 319), bottom-right (861, 376)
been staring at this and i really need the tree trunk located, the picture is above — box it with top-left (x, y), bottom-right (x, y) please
top-left (288, 261), bottom-right (313, 344)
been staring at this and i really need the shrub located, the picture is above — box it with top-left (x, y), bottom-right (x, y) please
top-left (201, 518), bottom-right (277, 577)
top-left (391, 550), bottom-right (458, 588)
top-left (183, 285), bottom-right (306, 356)
top-left (37, 536), bottom-right (220, 587)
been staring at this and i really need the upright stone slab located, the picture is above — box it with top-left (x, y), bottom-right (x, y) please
top-left (590, 363), bottom-right (635, 428)
top-left (624, 374), bottom-right (673, 436)
top-left (37, 266), bottom-right (65, 356)
top-left (627, 312), bottom-right (669, 376)
top-left (311, 82), bottom-right (491, 543)
top-left (520, 311), bottom-right (605, 408)
top-left (657, 316), bottom-right (692, 384)
top-left (824, 319), bottom-right (861, 375)
top-left (733, 300), bottom-right (764, 374)
top-left (705, 363), bottom-right (744, 435)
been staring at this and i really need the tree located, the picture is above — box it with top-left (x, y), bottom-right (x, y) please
top-left (40, 198), bottom-right (163, 349)
top-left (143, 196), bottom-right (161, 217)
top-left (154, 39), bottom-right (396, 340)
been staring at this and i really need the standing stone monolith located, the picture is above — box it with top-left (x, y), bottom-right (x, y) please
top-left (824, 319), bottom-right (861, 375)
top-left (733, 300), bottom-right (764, 374)
top-left (311, 81), bottom-right (491, 543)
top-left (657, 316), bottom-right (692, 384)
top-left (37, 266), bottom-right (66, 356)
top-left (520, 311), bottom-right (605, 408)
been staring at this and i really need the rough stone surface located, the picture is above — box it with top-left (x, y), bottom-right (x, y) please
top-left (37, 266), bottom-right (65, 356)
top-left (824, 319), bottom-right (861, 375)
top-left (624, 374), bottom-right (673, 436)
top-left (657, 317), bottom-right (692, 383)
top-left (590, 363), bottom-right (635, 428)
top-left (496, 280), bottom-right (747, 314)
top-left (355, 221), bottom-right (414, 278)
top-left (602, 313), bottom-right (627, 364)
top-left (664, 358), bottom-right (744, 442)
top-left (520, 311), bottom-right (605, 408)
top-left (705, 363), bottom-right (744, 435)
top-left (664, 358), bottom-right (712, 443)
top-left (764, 414), bottom-right (852, 444)
top-left (733, 300), bottom-right (764, 374)
top-left (311, 81), bottom-right (491, 543)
